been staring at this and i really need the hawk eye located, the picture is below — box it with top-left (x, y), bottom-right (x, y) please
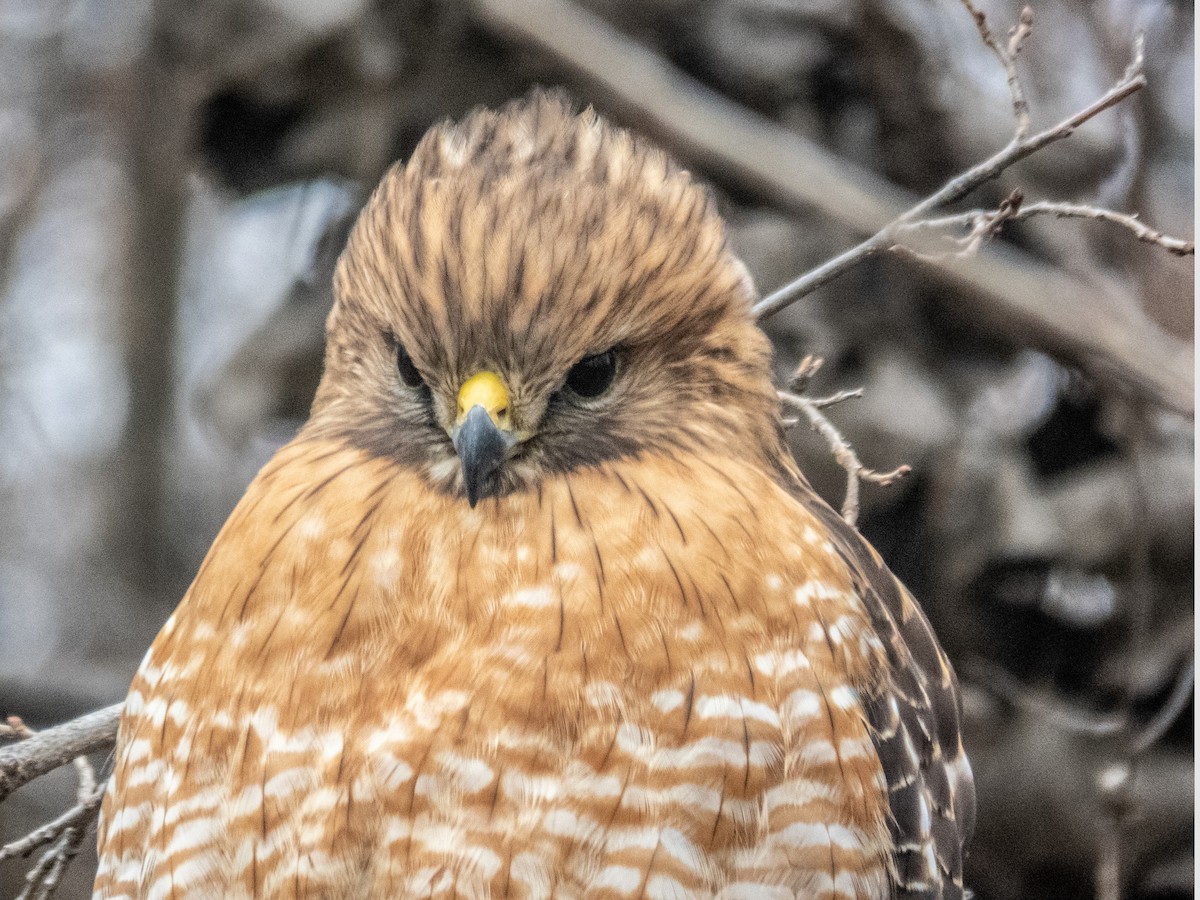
top-left (395, 342), bottom-right (425, 389)
top-left (564, 349), bottom-right (617, 399)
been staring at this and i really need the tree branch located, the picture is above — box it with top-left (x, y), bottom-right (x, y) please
top-left (897, 196), bottom-right (1195, 258)
top-left (961, 0), bottom-right (1034, 139)
top-left (1, 711), bottom-right (115, 900)
top-left (779, 357), bottom-right (910, 525)
top-left (0, 704), bottom-right (121, 803)
top-left (0, 785), bottom-right (105, 863)
top-left (753, 34), bottom-right (1150, 319)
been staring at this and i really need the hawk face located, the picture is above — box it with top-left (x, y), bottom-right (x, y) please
top-left (307, 92), bottom-right (787, 506)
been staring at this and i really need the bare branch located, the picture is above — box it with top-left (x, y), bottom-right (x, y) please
top-left (753, 237), bottom-right (891, 319)
top-left (808, 388), bottom-right (865, 410)
top-left (779, 380), bottom-right (911, 525)
top-left (1, 709), bottom-right (116, 900)
top-left (903, 32), bottom-right (1146, 221)
top-left (13, 821), bottom-right (93, 900)
top-left (895, 188), bottom-right (1027, 259)
top-left (754, 32), bottom-right (1150, 320)
top-left (0, 786), bottom-right (105, 863)
top-left (72, 753), bottom-right (97, 805)
top-left (897, 194), bottom-right (1195, 258)
top-left (1007, 6), bottom-right (1034, 58)
top-left (1013, 201), bottom-right (1193, 254)
top-left (786, 355), bottom-right (824, 394)
top-left (786, 356), bottom-right (868, 409)
top-left (961, 0), bottom-right (1033, 138)
top-left (0, 703), bottom-right (121, 803)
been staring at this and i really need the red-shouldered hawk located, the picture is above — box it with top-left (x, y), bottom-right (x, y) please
top-left (94, 91), bottom-right (973, 899)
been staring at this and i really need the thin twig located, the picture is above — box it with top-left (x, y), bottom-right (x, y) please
top-left (753, 33), bottom-right (1149, 320)
top-left (908, 32), bottom-right (1145, 221)
top-left (786, 354), bottom-right (824, 394)
top-left (779, 385), bottom-right (911, 524)
top-left (897, 195), bottom-right (1195, 258)
top-left (897, 189), bottom-right (1027, 259)
top-left (961, 0), bottom-right (1033, 138)
top-left (1019, 202), bottom-right (1194, 254)
top-left (809, 388), bottom-right (864, 409)
top-left (1007, 6), bottom-right (1034, 59)
top-left (1, 711), bottom-right (115, 900)
top-left (0, 785), bottom-right (105, 862)
top-left (15, 824), bottom-right (90, 900)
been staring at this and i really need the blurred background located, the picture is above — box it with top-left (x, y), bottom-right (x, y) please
top-left (0, 0), bottom-right (1192, 897)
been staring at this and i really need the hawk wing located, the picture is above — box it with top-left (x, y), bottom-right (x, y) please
top-left (806, 497), bottom-right (976, 899)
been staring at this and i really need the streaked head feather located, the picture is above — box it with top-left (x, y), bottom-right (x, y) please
top-left (309, 90), bottom-right (786, 497)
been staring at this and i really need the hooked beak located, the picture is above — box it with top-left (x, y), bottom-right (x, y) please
top-left (451, 371), bottom-right (516, 507)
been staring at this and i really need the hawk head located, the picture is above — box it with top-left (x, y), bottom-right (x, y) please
top-left (308, 91), bottom-right (787, 505)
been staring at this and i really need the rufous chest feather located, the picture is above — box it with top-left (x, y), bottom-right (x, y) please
top-left (96, 440), bottom-right (893, 899)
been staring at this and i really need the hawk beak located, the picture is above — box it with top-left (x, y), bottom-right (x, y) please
top-left (451, 371), bottom-right (516, 507)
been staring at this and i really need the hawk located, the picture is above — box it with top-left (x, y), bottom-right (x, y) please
top-left (94, 92), bottom-right (973, 899)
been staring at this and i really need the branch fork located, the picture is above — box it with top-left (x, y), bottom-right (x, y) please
top-left (1, 715), bottom-right (109, 900)
top-left (780, 356), bottom-right (911, 526)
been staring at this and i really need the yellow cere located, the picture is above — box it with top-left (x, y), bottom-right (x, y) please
top-left (457, 371), bottom-right (512, 429)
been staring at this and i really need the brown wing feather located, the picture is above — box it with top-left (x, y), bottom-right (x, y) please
top-left (805, 496), bottom-right (975, 899)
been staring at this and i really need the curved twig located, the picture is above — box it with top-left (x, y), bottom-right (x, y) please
top-left (779, 364), bottom-right (911, 525)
